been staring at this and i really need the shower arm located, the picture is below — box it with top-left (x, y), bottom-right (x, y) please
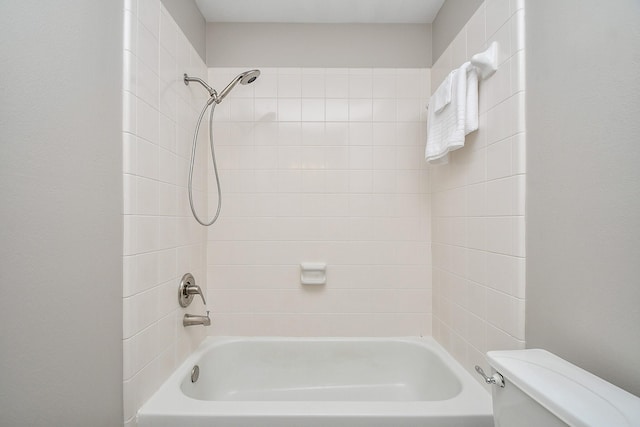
top-left (183, 74), bottom-right (217, 99)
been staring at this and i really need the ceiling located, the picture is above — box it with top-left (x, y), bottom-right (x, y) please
top-left (195, 0), bottom-right (446, 24)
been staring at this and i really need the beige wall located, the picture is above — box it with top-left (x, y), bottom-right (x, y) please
top-left (0, 1), bottom-right (123, 425)
top-left (526, 0), bottom-right (640, 397)
top-left (431, 0), bottom-right (484, 64)
top-left (206, 23), bottom-right (431, 68)
top-left (166, 0), bottom-right (483, 68)
top-left (161, 0), bottom-right (206, 62)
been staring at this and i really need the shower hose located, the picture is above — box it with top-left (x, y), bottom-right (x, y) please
top-left (188, 99), bottom-right (222, 226)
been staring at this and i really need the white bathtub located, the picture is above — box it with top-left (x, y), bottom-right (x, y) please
top-left (138, 337), bottom-right (492, 427)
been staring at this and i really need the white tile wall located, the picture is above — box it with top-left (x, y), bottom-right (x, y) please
top-left (121, 0), bottom-right (208, 424)
top-left (430, 0), bottom-right (526, 385)
top-left (206, 67), bottom-right (433, 337)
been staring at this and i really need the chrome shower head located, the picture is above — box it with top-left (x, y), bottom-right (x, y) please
top-left (216, 69), bottom-right (261, 104)
top-left (240, 69), bottom-right (260, 85)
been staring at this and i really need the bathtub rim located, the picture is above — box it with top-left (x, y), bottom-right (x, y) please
top-left (137, 336), bottom-right (492, 421)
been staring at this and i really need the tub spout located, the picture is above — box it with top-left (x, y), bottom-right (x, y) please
top-left (184, 311), bottom-right (211, 327)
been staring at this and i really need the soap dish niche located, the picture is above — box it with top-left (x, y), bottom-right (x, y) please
top-left (300, 263), bottom-right (326, 285)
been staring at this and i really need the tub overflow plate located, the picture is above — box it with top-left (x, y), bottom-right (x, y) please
top-left (191, 365), bottom-right (200, 383)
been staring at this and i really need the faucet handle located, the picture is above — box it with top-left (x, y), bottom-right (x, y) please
top-left (178, 273), bottom-right (206, 307)
top-left (186, 283), bottom-right (206, 305)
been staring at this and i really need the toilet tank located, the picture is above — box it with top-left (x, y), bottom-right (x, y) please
top-left (487, 349), bottom-right (640, 427)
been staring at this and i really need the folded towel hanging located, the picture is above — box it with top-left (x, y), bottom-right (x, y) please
top-left (465, 65), bottom-right (479, 134)
top-left (432, 71), bottom-right (453, 113)
top-left (425, 62), bottom-right (479, 164)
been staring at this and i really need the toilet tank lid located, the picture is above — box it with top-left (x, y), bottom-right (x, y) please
top-left (487, 349), bottom-right (640, 427)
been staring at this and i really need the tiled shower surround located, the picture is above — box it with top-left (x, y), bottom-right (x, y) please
top-left (121, 0), bottom-right (527, 423)
top-left (206, 67), bottom-right (433, 336)
top-left (430, 0), bottom-right (527, 380)
top-left (121, 0), bottom-right (210, 425)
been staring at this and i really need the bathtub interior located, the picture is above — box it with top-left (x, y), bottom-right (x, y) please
top-left (138, 337), bottom-right (494, 427)
top-left (180, 339), bottom-right (463, 402)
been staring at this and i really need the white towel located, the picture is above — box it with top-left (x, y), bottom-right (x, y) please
top-left (465, 65), bottom-right (479, 134)
top-left (425, 62), bottom-right (479, 164)
top-left (432, 70), bottom-right (453, 113)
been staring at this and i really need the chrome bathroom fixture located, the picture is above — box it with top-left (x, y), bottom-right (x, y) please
top-left (190, 365), bottom-right (200, 383)
top-left (183, 70), bottom-right (260, 105)
top-left (213, 69), bottom-right (260, 104)
top-left (184, 311), bottom-right (211, 327)
top-left (178, 273), bottom-right (206, 307)
top-left (183, 74), bottom-right (216, 98)
top-left (183, 70), bottom-right (261, 226)
top-left (474, 365), bottom-right (505, 388)
top-left (179, 273), bottom-right (212, 327)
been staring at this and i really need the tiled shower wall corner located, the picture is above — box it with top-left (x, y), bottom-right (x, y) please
top-left (430, 0), bottom-right (527, 383)
top-left (121, 0), bottom-right (209, 424)
top-left (205, 67), bottom-right (433, 336)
